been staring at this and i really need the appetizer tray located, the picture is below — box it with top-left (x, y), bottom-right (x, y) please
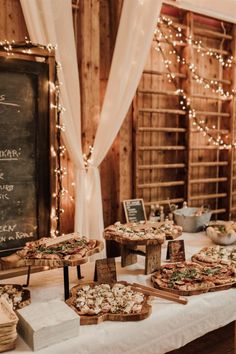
top-left (191, 246), bottom-right (236, 267)
top-left (0, 233), bottom-right (104, 268)
top-left (0, 298), bottom-right (18, 353)
top-left (66, 281), bottom-right (152, 325)
top-left (104, 221), bottom-right (165, 245)
top-left (151, 261), bottom-right (236, 296)
top-left (0, 284), bottom-right (31, 310)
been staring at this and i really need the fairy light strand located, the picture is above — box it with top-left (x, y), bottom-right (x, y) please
top-left (154, 16), bottom-right (236, 149)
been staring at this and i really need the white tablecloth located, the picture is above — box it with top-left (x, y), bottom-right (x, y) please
top-left (2, 232), bottom-right (236, 354)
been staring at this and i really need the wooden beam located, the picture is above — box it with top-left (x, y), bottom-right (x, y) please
top-left (139, 108), bottom-right (186, 115)
top-left (190, 177), bottom-right (228, 184)
top-left (78, 0), bottom-right (100, 153)
top-left (189, 193), bottom-right (227, 200)
top-left (138, 181), bottom-right (185, 188)
top-left (138, 146), bottom-right (185, 151)
top-left (138, 163), bottom-right (185, 169)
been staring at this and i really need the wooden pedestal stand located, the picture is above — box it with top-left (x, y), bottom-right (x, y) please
top-left (0, 235), bottom-right (104, 300)
top-left (104, 231), bottom-right (163, 275)
top-left (120, 240), bottom-right (162, 275)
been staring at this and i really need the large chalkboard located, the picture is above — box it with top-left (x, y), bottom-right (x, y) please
top-left (0, 56), bottom-right (51, 255)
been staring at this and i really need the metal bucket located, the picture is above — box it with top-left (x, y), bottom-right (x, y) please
top-left (173, 207), bottom-right (212, 233)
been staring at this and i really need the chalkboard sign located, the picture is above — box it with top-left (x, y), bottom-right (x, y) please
top-left (123, 199), bottom-right (147, 223)
top-left (0, 55), bottom-right (53, 255)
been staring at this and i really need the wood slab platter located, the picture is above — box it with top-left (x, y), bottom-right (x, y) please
top-left (104, 222), bottom-right (165, 245)
top-left (0, 233), bottom-right (104, 268)
top-left (66, 281), bottom-right (152, 325)
top-left (151, 261), bottom-right (236, 296)
top-left (0, 284), bottom-right (31, 310)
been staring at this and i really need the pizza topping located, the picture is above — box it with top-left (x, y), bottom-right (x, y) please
top-left (74, 283), bottom-right (145, 315)
top-left (193, 246), bottom-right (236, 266)
top-left (16, 236), bottom-right (97, 261)
top-left (0, 285), bottom-right (24, 310)
top-left (152, 261), bottom-right (236, 293)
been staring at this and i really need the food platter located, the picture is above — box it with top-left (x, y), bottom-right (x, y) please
top-left (151, 261), bottom-right (236, 296)
top-left (191, 246), bottom-right (236, 266)
top-left (66, 281), bottom-right (152, 325)
top-left (0, 233), bottom-right (104, 268)
top-left (0, 284), bottom-right (30, 310)
top-left (104, 221), bottom-right (165, 245)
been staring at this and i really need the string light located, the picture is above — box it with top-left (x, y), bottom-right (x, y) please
top-left (154, 16), bottom-right (236, 149)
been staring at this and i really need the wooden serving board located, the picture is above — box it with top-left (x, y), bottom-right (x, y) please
top-left (151, 273), bottom-right (236, 296)
top-left (66, 281), bottom-right (152, 325)
top-left (0, 240), bottom-right (104, 269)
top-left (0, 298), bottom-right (18, 353)
top-left (0, 284), bottom-right (31, 310)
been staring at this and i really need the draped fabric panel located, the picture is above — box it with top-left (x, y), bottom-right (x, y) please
top-left (20, 0), bottom-right (163, 245)
top-left (20, 0), bottom-right (87, 235)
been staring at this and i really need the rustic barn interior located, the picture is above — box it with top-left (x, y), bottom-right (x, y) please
top-left (0, 1), bottom-right (236, 354)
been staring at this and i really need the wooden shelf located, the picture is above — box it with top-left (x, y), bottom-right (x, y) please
top-left (191, 93), bottom-right (232, 101)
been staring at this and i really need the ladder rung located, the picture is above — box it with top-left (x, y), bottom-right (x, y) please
top-left (190, 146), bottom-right (226, 150)
top-left (189, 193), bottom-right (227, 201)
top-left (193, 27), bottom-right (232, 40)
top-left (139, 108), bottom-right (186, 115)
top-left (191, 93), bottom-right (232, 101)
top-left (190, 161), bottom-right (228, 167)
top-left (143, 70), bottom-right (186, 78)
top-left (138, 146), bottom-right (185, 151)
top-left (190, 177), bottom-right (227, 184)
top-left (138, 89), bottom-right (181, 96)
top-left (137, 181), bottom-right (185, 188)
top-left (195, 111), bottom-right (230, 117)
top-left (138, 163), bottom-right (185, 169)
top-left (138, 127), bottom-right (186, 133)
top-left (191, 129), bottom-right (229, 134)
top-left (144, 198), bottom-right (184, 206)
top-left (211, 209), bottom-right (226, 214)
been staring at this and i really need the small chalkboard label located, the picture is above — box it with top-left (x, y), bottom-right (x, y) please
top-left (123, 199), bottom-right (147, 223)
top-left (94, 258), bottom-right (117, 283)
top-left (166, 240), bottom-right (185, 262)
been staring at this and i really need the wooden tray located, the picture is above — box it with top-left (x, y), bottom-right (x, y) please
top-left (0, 284), bottom-right (31, 310)
top-left (66, 281), bottom-right (152, 325)
top-left (0, 237), bottom-right (104, 268)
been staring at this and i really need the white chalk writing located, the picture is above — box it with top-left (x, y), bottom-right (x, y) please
top-left (0, 149), bottom-right (21, 160)
top-left (0, 185), bottom-right (14, 192)
top-left (0, 94), bottom-right (20, 108)
top-left (0, 224), bottom-right (16, 233)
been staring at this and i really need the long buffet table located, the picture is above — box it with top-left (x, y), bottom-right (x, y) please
top-left (1, 232), bottom-right (236, 354)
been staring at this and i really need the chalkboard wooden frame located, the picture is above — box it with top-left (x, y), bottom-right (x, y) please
top-left (0, 48), bottom-right (56, 256)
top-left (123, 198), bottom-right (147, 223)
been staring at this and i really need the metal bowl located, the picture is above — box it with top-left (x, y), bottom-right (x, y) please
top-left (205, 221), bottom-right (236, 245)
top-left (173, 207), bottom-right (212, 233)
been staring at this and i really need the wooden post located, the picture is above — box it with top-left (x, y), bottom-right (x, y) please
top-left (78, 0), bottom-right (100, 154)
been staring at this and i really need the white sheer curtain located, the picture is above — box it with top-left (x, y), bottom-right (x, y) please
top-left (20, 0), bottom-right (163, 243)
top-left (86, 0), bottom-right (163, 239)
top-left (20, 0), bottom-right (87, 236)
